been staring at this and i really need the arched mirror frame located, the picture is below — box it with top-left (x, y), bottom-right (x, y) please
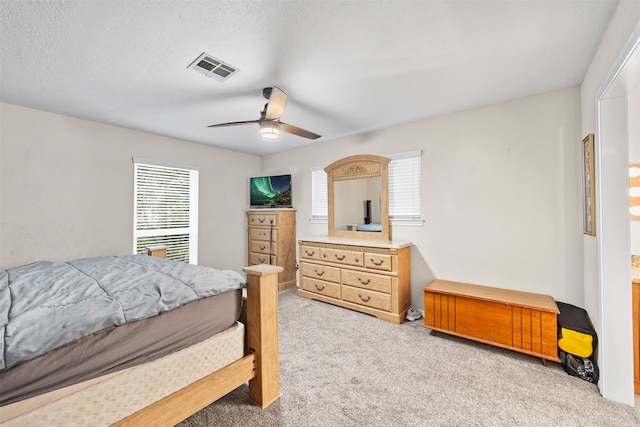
top-left (326, 154), bottom-right (392, 242)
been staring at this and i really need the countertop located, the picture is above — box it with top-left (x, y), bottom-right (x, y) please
top-left (298, 236), bottom-right (411, 249)
top-left (633, 255), bottom-right (640, 284)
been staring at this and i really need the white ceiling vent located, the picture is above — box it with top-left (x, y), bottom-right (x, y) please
top-left (188, 53), bottom-right (239, 82)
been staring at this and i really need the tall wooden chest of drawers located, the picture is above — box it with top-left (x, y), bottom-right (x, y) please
top-left (247, 209), bottom-right (296, 290)
top-left (298, 238), bottom-right (411, 324)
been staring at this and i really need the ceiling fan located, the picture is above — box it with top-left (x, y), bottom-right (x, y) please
top-left (207, 86), bottom-right (321, 140)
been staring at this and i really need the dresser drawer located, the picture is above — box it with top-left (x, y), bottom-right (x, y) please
top-left (341, 269), bottom-right (391, 293)
top-left (249, 253), bottom-right (276, 265)
top-left (250, 240), bottom-right (277, 255)
top-left (320, 248), bottom-right (364, 267)
top-left (364, 252), bottom-right (393, 272)
top-left (342, 286), bottom-right (391, 311)
top-left (301, 262), bottom-right (340, 283)
top-left (248, 213), bottom-right (278, 227)
top-left (301, 277), bottom-right (341, 299)
top-left (299, 245), bottom-right (320, 260)
top-left (249, 227), bottom-right (278, 242)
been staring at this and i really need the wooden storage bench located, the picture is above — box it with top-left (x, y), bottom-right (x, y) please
top-left (424, 279), bottom-right (560, 363)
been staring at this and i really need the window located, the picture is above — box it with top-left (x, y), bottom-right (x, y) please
top-left (133, 159), bottom-right (199, 263)
top-left (311, 150), bottom-right (422, 225)
top-left (311, 166), bottom-right (328, 221)
top-left (388, 150), bottom-right (423, 225)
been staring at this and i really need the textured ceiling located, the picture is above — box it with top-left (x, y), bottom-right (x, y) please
top-left (0, 0), bottom-right (619, 156)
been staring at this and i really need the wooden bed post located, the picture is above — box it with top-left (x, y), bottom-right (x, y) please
top-left (242, 264), bottom-right (282, 409)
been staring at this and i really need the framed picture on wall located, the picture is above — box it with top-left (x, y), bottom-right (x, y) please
top-left (582, 133), bottom-right (596, 236)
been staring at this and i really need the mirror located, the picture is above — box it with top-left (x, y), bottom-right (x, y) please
top-left (334, 177), bottom-right (381, 231)
top-left (326, 155), bottom-right (391, 241)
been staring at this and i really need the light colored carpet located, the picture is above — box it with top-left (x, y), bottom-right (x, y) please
top-left (179, 288), bottom-right (639, 426)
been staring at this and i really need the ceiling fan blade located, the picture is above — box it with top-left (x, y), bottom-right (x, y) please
top-left (207, 120), bottom-right (260, 128)
top-left (264, 86), bottom-right (287, 121)
top-left (280, 122), bottom-right (321, 140)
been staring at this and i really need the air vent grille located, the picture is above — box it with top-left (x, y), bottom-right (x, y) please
top-left (188, 53), bottom-right (239, 82)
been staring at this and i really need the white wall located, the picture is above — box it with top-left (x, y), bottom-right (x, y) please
top-left (262, 87), bottom-right (582, 310)
top-left (0, 103), bottom-right (261, 272)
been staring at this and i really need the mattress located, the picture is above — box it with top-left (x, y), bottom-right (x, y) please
top-left (1, 321), bottom-right (246, 426)
top-left (1, 255), bottom-right (246, 370)
top-left (0, 289), bottom-right (242, 406)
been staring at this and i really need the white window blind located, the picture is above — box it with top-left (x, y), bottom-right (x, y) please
top-left (388, 150), bottom-right (422, 225)
top-left (311, 166), bottom-right (328, 220)
top-left (133, 159), bottom-right (199, 263)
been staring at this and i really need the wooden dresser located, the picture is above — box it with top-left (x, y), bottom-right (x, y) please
top-left (298, 238), bottom-right (411, 324)
top-left (424, 280), bottom-right (560, 363)
top-left (247, 209), bottom-right (296, 290)
top-left (634, 279), bottom-right (639, 394)
top-left (632, 255), bottom-right (639, 394)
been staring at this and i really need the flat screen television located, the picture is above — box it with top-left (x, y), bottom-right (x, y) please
top-left (250, 174), bottom-right (292, 208)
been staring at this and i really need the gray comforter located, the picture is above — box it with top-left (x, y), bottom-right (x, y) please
top-left (0, 255), bottom-right (246, 370)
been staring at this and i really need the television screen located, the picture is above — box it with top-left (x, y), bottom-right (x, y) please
top-left (250, 174), bottom-right (292, 207)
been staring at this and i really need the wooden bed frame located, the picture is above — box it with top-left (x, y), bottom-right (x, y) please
top-left (2, 247), bottom-right (282, 426)
top-left (113, 263), bottom-right (282, 426)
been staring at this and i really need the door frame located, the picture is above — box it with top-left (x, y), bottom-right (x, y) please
top-left (595, 23), bottom-right (640, 405)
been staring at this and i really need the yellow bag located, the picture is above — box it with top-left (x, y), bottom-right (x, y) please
top-left (558, 327), bottom-right (593, 358)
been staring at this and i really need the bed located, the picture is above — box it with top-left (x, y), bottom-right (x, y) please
top-left (355, 223), bottom-right (382, 232)
top-left (0, 249), bottom-right (282, 426)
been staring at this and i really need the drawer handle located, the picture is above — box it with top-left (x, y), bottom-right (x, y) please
top-left (314, 269), bottom-right (325, 277)
top-left (315, 284), bottom-right (325, 291)
top-left (358, 278), bottom-right (370, 285)
top-left (259, 244), bottom-right (266, 250)
top-left (259, 218), bottom-right (266, 223)
top-left (305, 250), bottom-right (315, 256)
top-left (358, 294), bottom-right (371, 302)
top-left (258, 257), bottom-right (266, 263)
top-left (370, 258), bottom-right (384, 266)
top-left (334, 254), bottom-right (346, 261)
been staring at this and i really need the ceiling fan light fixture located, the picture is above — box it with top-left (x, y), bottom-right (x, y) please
top-left (207, 86), bottom-right (321, 140)
top-left (260, 123), bottom-right (280, 139)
